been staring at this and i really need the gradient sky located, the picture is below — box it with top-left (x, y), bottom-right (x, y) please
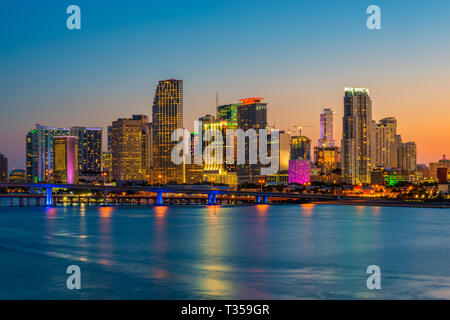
top-left (1, 0), bottom-right (449, 170)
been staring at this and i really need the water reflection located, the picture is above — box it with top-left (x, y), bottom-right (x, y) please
top-left (98, 207), bottom-right (114, 266)
top-left (300, 203), bottom-right (315, 216)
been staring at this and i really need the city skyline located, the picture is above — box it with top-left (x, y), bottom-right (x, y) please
top-left (1, 1), bottom-right (450, 169)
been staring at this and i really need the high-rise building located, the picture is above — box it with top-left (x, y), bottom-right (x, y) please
top-left (398, 142), bottom-right (417, 172)
top-left (26, 124), bottom-right (70, 183)
top-left (9, 169), bottom-right (26, 184)
top-left (70, 127), bottom-right (102, 175)
top-left (318, 108), bottom-right (335, 147)
top-left (374, 117), bottom-right (398, 168)
top-left (152, 79), bottom-right (183, 184)
top-left (217, 103), bottom-right (238, 123)
top-left (0, 153), bottom-right (7, 182)
top-left (107, 126), bottom-right (113, 151)
top-left (291, 136), bottom-right (311, 161)
top-left (111, 115), bottom-right (151, 183)
top-left (201, 115), bottom-right (238, 186)
top-left (314, 146), bottom-right (339, 174)
top-left (237, 98), bottom-right (267, 130)
top-left (341, 88), bottom-right (373, 185)
top-left (102, 151), bottom-right (112, 173)
top-left (183, 132), bottom-right (204, 185)
top-left (236, 97), bottom-right (268, 184)
top-left (53, 136), bottom-right (79, 184)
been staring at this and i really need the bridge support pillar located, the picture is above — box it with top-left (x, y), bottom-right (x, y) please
top-left (46, 187), bottom-right (53, 206)
top-left (156, 192), bottom-right (163, 206)
top-left (264, 196), bottom-right (268, 204)
top-left (208, 193), bottom-right (217, 205)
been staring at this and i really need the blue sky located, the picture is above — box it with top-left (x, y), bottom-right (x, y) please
top-left (1, 0), bottom-right (450, 169)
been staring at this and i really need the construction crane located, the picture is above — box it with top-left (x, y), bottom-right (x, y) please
top-left (292, 124), bottom-right (315, 137)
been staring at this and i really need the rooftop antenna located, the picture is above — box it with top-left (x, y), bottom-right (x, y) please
top-left (216, 89), bottom-right (219, 108)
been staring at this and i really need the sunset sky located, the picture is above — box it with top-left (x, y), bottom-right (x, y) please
top-left (0, 0), bottom-right (449, 170)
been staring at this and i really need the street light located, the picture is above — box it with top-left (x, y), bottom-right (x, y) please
top-left (258, 179), bottom-right (265, 192)
top-left (158, 174), bottom-right (162, 188)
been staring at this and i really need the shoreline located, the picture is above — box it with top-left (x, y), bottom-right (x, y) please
top-left (313, 200), bottom-right (450, 209)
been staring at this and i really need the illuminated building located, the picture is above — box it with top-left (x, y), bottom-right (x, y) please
top-left (398, 142), bottom-right (417, 172)
top-left (201, 115), bottom-right (238, 186)
top-left (53, 136), bottom-right (79, 184)
top-left (152, 79), bottom-right (183, 184)
top-left (318, 108), bottom-right (335, 147)
top-left (291, 136), bottom-right (311, 161)
top-left (429, 155), bottom-right (450, 181)
top-left (183, 132), bottom-right (204, 185)
top-left (107, 126), bottom-right (112, 151)
top-left (26, 124), bottom-right (69, 183)
top-left (237, 97), bottom-right (267, 130)
top-left (102, 151), bottom-right (112, 174)
top-left (70, 127), bottom-right (102, 175)
top-left (374, 117), bottom-right (398, 168)
top-left (314, 146), bottom-right (339, 174)
top-left (111, 115), bottom-right (151, 183)
top-left (236, 97), bottom-right (268, 184)
top-left (217, 103), bottom-right (238, 123)
top-left (341, 88), bottom-right (373, 185)
top-left (265, 131), bottom-right (291, 184)
top-left (289, 160), bottom-right (311, 184)
top-left (0, 153), bottom-right (7, 182)
top-left (9, 169), bottom-right (26, 184)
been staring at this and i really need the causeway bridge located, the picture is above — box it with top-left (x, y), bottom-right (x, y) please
top-left (0, 183), bottom-right (344, 207)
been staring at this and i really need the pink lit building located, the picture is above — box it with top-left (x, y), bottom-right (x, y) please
top-left (53, 136), bottom-right (79, 184)
top-left (289, 160), bottom-right (311, 184)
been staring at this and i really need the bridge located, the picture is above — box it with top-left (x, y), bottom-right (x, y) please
top-left (0, 183), bottom-right (343, 207)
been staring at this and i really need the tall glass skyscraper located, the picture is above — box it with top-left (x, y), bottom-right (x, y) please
top-left (152, 79), bottom-right (183, 184)
top-left (236, 97), bottom-right (268, 184)
top-left (374, 117), bottom-right (398, 169)
top-left (70, 127), bottom-right (102, 175)
top-left (342, 88), bottom-right (373, 185)
top-left (318, 108), bottom-right (335, 148)
top-left (26, 124), bottom-right (69, 183)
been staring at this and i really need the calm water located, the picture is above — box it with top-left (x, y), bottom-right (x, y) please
top-left (0, 202), bottom-right (450, 299)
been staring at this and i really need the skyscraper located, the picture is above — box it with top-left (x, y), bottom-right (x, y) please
top-left (0, 153), bottom-right (7, 183)
top-left (26, 124), bottom-right (70, 183)
top-left (374, 117), bottom-right (398, 168)
top-left (152, 79), bottom-right (183, 184)
top-left (217, 103), bottom-right (238, 123)
top-left (318, 108), bottom-right (335, 147)
top-left (291, 136), bottom-right (311, 161)
top-left (236, 97), bottom-right (268, 184)
top-left (398, 142), bottom-right (417, 172)
top-left (53, 136), bottom-right (79, 184)
top-left (183, 132), bottom-right (204, 185)
top-left (200, 114), bottom-right (238, 186)
top-left (341, 88), bottom-right (373, 185)
top-left (107, 125), bottom-right (113, 151)
top-left (237, 98), bottom-right (267, 130)
top-left (70, 127), bottom-right (102, 175)
top-left (111, 115), bottom-right (151, 183)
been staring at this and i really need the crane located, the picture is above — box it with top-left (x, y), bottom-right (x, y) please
top-left (292, 124), bottom-right (315, 137)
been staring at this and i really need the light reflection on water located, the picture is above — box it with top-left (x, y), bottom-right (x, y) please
top-left (0, 204), bottom-right (450, 299)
